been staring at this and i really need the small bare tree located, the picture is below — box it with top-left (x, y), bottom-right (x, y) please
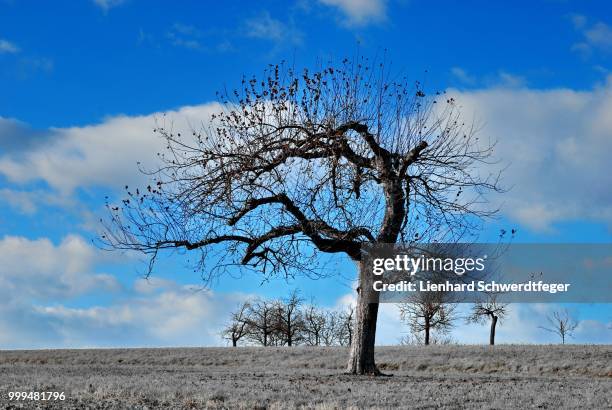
top-left (273, 290), bottom-right (304, 346)
top-left (246, 299), bottom-right (276, 346)
top-left (539, 309), bottom-right (578, 344)
top-left (467, 294), bottom-right (508, 345)
top-left (399, 332), bottom-right (455, 345)
top-left (337, 306), bottom-right (355, 347)
top-left (303, 304), bottom-right (326, 346)
top-left (400, 291), bottom-right (456, 345)
top-left (222, 301), bottom-right (251, 347)
top-left (320, 310), bottom-right (342, 346)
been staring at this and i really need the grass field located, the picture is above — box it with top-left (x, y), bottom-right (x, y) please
top-left (0, 345), bottom-right (610, 409)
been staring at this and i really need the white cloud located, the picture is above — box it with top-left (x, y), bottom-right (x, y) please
top-left (166, 23), bottom-right (203, 50)
top-left (571, 15), bottom-right (612, 57)
top-left (3, 79), bottom-right (612, 233)
top-left (0, 103), bottom-right (222, 195)
top-left (0, 234), bottom-right (120, 300)
top-left (0, 188), bottom-right (74, 214)
top-left (0, 281), bottom-right (249, 349)
top-left (449, 76), bottom-right (612, 230)
top-left (244, 11), bottom-right (303, 46)
top-left (319, 0), bottom-right (387, 26)
top-left (34, 287), bottom-right (233, 347)
top-left (0, 229), bottom-right (253, 349)
top-left (0, 231), bottom-right (249, 348)
top-left (0, 189), bottom-right (38, 214)
top-left (450, 67), bottom-right (476, 85)
top-left (451, 68), bottom-right (526, 88)
top-left (0, 38), bottom-right (19, 54)
top-left (584, 22), bottom-right (612, 51)
top-left (496, 71), bottom-right (526, 88)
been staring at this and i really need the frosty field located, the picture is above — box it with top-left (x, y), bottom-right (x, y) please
top-left (0, 345), bottom-right (610, 409)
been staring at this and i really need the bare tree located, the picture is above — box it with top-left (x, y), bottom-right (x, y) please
top-left (400, 291), bottom-right (456, 345)
top-left (303, 304), bottom-right (326, 346)
top-left (101, 57), bottom-right (502, 374)
top-left (539, 309), bottom-right (578, 344)
top-left (222, 301), bottom-right (251, 347)
top-left (303, 306), bottom-right (354, 346)
top-left (321, 310), bottom-right (342, 346)
top-left (399, 332), bottom-right (455, 345)
top-left (467, 294), bottom-right (508, 345)
top-left (273, 290), bottom-right (304, 346)
top-left (337, 306), bottom-right (355, 347)
top-left (246, 299), bottom-right (276, 346)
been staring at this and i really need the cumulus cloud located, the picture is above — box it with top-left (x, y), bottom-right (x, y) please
top-left (0, 188), bottom-right (74, 215)
top-left (0, 234), bottom-right (120, 300)
top-left (0, 280), bottom-right (249, 349)
top-left (3, 77), bottom-right (612, 232)
top-left (0, 231), bottom-right (250, 348)
top-left (0, 228), bottom-right (253, 349)
top-left (449, 76), bottom-right (612, 231)
top-left (0, 103), bottom-right (222, 195)
top-left (33, 287), bottom-right (242, 348)
top-left (319, 0), bottom-right (387, 26)
top-left (0, 117), bottom-right (49, 153)
top-left (0, 189), bottom-right (39, 214)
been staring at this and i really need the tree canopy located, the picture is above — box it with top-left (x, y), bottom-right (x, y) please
top-left (101, 58), bottom-right (501, 282)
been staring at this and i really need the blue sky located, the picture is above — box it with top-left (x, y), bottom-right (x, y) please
top-left (0, 0), bottom-right (611, 348)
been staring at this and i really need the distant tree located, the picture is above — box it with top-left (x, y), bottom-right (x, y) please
top-left (246, 299), bottom-right (276, 346)
top-left (399, 332), bottom-right (455, 345)
top-left (400, 291), bottom-right (456, 346)
top-left (273, 290), bottom-right (305, 346)
top-left (101, 57), bottom-right (502, 374)
top-left (539, 309), bottom-right (578, 344)
top-left (302, 305), bottom-right (355, 346)
top-left (303, 304), bottom-right (326, 346)
top-left (467, 294), bottom-right (508, 345)
top-left (320, 310), bottom-right (342, 346)
top-left (337, 307), bottom-right (355, 347)
top-left (222, 301), bottom-right (251, 347)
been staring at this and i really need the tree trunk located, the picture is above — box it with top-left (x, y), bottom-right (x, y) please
top-left (347, 262), bottom-right (380, 375)
top-left (489, 315), bottom-right (498, 345)
top-left (424, 317), bottom-right (430, 345)
top-left (232, 337), bottom-right (237, 347)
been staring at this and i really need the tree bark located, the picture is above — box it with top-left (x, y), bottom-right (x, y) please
top-left (424, 318), bottom-right (430, 346)
top-left (232, 337), bottom-right (237, 347)
top-left (347, 178), bottom-right (403, 375)
top-left (347, 262), bottom-right (380, 375)
top-left (489, 315), bottom-right (498, 345)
